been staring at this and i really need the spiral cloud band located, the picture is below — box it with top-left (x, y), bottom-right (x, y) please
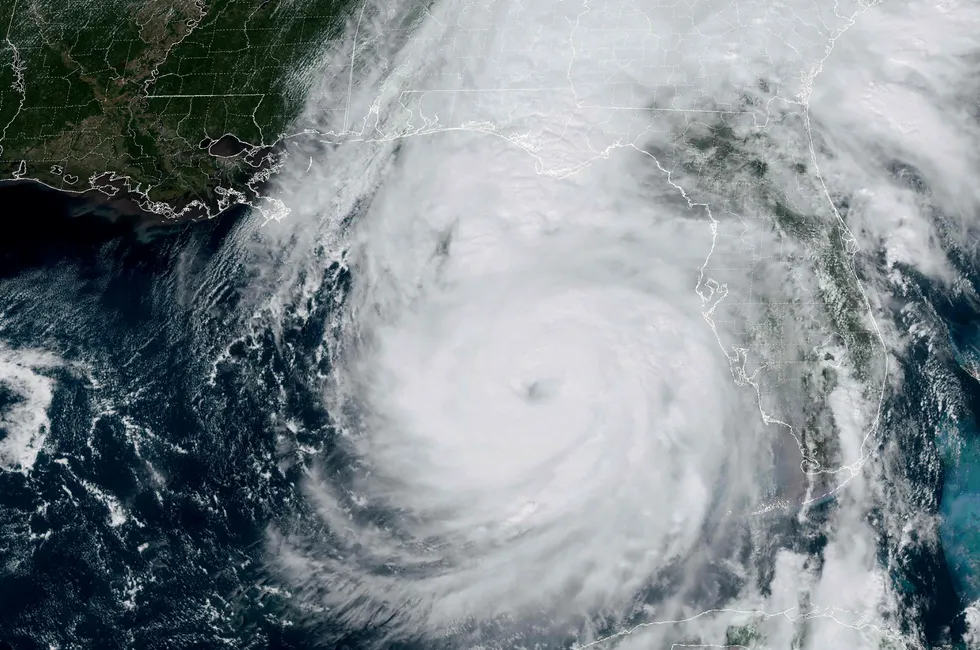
top-left (270, 126), bottom-right (786, 644)
top-left (252, 0), bottom-right (940, 644)
top-left (348, 186), bottom-right (758, 622)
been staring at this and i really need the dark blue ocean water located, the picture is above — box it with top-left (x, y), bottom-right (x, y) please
top-left (0, 183), bottom-right (344, 649)
top-left (0, 180), bottom-right (977, 649)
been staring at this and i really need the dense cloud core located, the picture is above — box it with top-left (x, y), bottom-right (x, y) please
top-left (247, 0), bottom-right (980, 647)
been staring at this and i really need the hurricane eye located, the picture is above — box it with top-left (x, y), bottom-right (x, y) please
top-left (521, 378), bottom-right (558, 403)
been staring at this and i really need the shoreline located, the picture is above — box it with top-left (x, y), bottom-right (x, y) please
top-left (0, 178), bottom-right (249, 276)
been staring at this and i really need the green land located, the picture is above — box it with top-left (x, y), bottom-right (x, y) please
top-left (0, 0), bottom-right (352, 219)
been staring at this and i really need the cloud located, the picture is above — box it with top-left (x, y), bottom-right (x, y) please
top-left (250, 0), bottom-right (980, 646)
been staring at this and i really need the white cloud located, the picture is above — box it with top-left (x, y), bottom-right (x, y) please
top-left (251, 0), bottom-right (980, 646)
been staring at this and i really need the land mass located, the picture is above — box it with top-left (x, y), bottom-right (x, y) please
top-left (0, 0), bottom-right (352, 221)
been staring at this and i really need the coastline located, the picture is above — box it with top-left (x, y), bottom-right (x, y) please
top-left (0, 178), bottom-right (249, 277)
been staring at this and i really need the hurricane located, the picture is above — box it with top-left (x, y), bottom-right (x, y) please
top-left (245, 0), bottom-right (979, 645)
top-left (270, 130), bottom-right (786, 641)
top-left (2, 0), bottom-right (980, 647)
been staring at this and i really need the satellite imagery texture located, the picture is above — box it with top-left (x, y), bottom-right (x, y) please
top-left (1, 0), bottom-right (980, 648)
